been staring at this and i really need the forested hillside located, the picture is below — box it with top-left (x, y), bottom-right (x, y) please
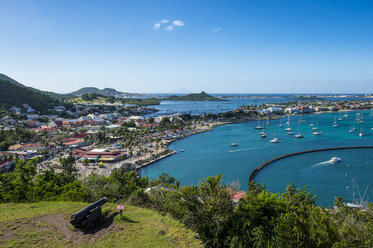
top-left (0, 79), bottom-right (59, 113)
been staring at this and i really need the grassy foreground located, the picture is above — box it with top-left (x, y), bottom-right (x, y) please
top-left (0, 202), bottom-right (201, 248)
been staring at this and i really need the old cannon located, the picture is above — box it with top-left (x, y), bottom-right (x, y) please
top-left (70, 197), bottom-right (108, 228)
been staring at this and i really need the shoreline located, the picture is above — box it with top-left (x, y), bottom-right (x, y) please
top-left (137, 108), bottom-right (373, 171)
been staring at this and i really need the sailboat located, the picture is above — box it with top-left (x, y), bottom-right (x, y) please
top-left (309, 117), bottom-right (314, 127)
top-left (333, 116), bottom-right (338, 127)
top-left (260, 128), bottom-right (267, 138)
top-left (349, 123), bottom-right (355, 133)
top-left (293, 121), bottom-right (303, 138)
top-left (338, 112), bottom-right (342, 121)
top-left (358, 112), bottom-right (364, 123)
top-left (344, 112), bottom-right (348, 118)
top-left (279, 119), bottom-right (283, 127)
top-left (269, 129), bottom-right (279, 143)
top-left (266, 116), bottom-right (270, 126)
top-left (299, 114), bottom-right (306, 123)
top-left (254, 120), bottom-right (264, 129)
top-left (343, 178), bottom-right (369, 209)
top-left (359, 126), bottom-right (364, 137)
top-left (286, 115), bottom-right (291, 125)
top-left (312, 122), bottom-right (323, 135)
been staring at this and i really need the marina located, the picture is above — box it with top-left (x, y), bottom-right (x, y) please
top-left (142, 110), bottom-right (373, 206)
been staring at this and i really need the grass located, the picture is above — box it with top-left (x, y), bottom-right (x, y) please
top-left (0, 202), bottom-right (201, 248)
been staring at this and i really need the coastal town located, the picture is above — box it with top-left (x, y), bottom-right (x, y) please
top-left (1, 97), bottom-right (372, 177)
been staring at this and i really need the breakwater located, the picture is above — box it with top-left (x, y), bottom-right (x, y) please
top-left (249, 146), bottom-right (373, 182)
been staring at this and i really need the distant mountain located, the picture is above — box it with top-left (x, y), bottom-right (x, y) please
top-left (166, 91), bottom-right (226, 101)
top-left (70, 87), bottom-right (144, 98)
top-left (0, 78), bottom-right (59, 114)
top-left (70, 87), bottom-right (123, 97)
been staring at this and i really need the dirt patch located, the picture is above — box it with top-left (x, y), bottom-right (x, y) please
top-left (33, 213), bottom-right (121, 244)
top-left (0, 213), bottom-right (122, 245)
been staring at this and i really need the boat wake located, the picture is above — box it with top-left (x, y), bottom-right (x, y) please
top-left (227, 148), bottom-right (258, 153)
top-left (312, 160), bottom-right (334, 167)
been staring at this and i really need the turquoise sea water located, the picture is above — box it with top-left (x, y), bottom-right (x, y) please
top-left (142, 110), bottom-right (373, 206)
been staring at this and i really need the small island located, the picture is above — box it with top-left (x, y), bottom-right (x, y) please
top-left (165, 91), bottom-right (226, 101)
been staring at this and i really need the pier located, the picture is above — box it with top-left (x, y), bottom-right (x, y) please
top-left (249, 146), bottom-right (373, 182)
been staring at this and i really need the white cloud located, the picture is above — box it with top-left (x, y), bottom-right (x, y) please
top-left (212, 27), bottom-right (222, 32)
top-left (154, 19), bottom-right (184, 31)
top-left (165, 25), bottom-right (174, 31)
top-left (154, 19), bottom-right (169, 30)
top-left (172, 20), bottom-right (185, 27)
top-left (154, 23), bottom-right (161, 30)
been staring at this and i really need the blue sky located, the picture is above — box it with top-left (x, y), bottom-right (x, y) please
top-left (1, 0), bottom-right (373, 94)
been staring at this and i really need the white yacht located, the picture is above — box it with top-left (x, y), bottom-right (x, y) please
top-left (293, 121), bottom-right (303, 138)
top-left (269, 129), bottom-right (278, 143)
top-left (333, 117), bottom-right (338, 127)
top-left (330, 157), bottom-right (341, 164)
top-left (230, 142), bottom-right (238, 147)
top-left (269, 137), bottom-right (278, 143)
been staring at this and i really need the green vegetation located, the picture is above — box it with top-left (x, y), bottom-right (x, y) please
top-left (0, 127), bottom-right (36, 151)
top-left (166, 91), bottom-right (226, 101)
top-left (70, 87), bottom-right (123, 97)
top-left (1, 158), bottom-right (373, 247)
top-left (0, 79), bottom-right (60, 114)
top-left (68, 93), bottom-right (160, 106)
top-left (0, 202), bottom-right (200, 248)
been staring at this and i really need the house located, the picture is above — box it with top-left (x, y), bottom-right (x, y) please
top-left (73, 148), bottom-right (126, 163)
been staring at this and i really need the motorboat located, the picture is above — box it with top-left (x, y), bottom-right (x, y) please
top-left (230, 143), bottom-right (238, 147)
top-left (285, 127), bottom-right (292, 132)
top-left (260, 133), bottom-right (267, 138)
top-left (330, 157), bottom-right (341, 164)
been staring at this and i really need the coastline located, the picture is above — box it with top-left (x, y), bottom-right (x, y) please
top-left (138, 108), bottom-right (373, 171)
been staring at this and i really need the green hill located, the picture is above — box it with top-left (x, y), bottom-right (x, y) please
top-left (70, 87), bottom-right (134, 98)
top-left (0, 73), bottom-right (73, 100)
top-left (166, 91), bottom-right (225, 101)
top-left (0, 79), bottom-right (60, 114)
top-left (0, 201), bottom-right (200, 248)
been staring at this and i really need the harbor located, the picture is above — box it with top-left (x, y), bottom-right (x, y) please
top-left (142, 110), bottom-right (373, 206)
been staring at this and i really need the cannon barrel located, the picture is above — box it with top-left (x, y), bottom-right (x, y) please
top-left (71, 197), bottom-right (108, 225)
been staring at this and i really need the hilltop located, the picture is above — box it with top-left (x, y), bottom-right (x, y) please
top-left (0, 73), bottom-right (73, 100)
top-left (70, 87), bottom-right (144, 98)
top-left (0, 201), bottom-right (200, 248)
top-left (166, 91), bottom-right (226, 101)
top-left (0, 79), bottom-right (60, 114)
top-left (70, 87), bottom-right (123, 97)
